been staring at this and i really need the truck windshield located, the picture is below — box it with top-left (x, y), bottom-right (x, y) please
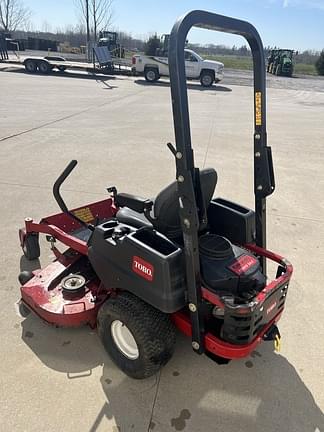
top-left (185, 50), bottom-right (203, 61)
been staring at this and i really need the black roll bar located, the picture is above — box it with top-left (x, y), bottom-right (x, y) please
top-left (168, 10), bottom-right (275, 354)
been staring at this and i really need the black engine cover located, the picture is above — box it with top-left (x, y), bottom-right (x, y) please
top-left (199, 234), bottom-right (265, 300)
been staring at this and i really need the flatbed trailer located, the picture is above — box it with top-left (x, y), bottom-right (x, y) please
top-left (0, 46), bottom-right (133, 76)
top-left (22, 56), bottom-right (113, 74)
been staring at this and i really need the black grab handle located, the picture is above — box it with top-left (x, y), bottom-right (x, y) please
top-left (53, 160), bottom-right (78, 213)
top-left (53, 160), bottom-right (94, 231)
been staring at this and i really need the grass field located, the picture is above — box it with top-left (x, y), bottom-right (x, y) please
top-left (205, 54), bottom-right (318, 75)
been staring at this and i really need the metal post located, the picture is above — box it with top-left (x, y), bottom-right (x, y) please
top-left (86, 0), bottom-right (91, 62)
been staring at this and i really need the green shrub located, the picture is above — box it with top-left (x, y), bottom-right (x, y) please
top-left (144, 35), bottom-right (160, 56)
top-left (315, 50), bottom-right (324, 75)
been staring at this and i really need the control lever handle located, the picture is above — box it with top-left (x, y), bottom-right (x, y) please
top-left (167, 142), bottom-right (177, 157)
top-left (53, 160), bottom-right (77, 213)
top-left (53, 160), bottom-right (94, 231)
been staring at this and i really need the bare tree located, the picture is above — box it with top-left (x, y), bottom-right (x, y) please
top-left (0, 0), bottom-right (31, 32)
top-left (90, 0), bottom-right (114, 42)
top-left (75, 0), bottom-right (114, 42)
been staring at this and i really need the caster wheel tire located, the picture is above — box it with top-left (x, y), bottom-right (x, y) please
top-left (22, 233), bottom-right (40, 261)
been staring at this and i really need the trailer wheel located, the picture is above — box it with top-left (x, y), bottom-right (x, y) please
top-left (25, 59), bottom-right (38, 73)
top-left (200, 70), bottom-right (214, 87)
top-left (144, 67), bottom-right (159, 83)
top-left (38, 60), bottom-right (51, 74)
top-left (22, 233), bottom-right (40, 260)
top-left (97, 292), bottom-right (176, 379)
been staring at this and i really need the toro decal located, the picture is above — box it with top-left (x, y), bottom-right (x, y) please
top-left (132, 256), bottom-right (154, 282)
top-left (228, 255), bottom-right (258, 275)
top-left (266, 301), bottom-right (277, 315)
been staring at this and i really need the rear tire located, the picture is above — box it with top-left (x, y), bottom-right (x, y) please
top-left (25, 60), bottom-right (37, 73)
top-left (144, 67), bottom-right (159, 83)
top-left (200, 70), bottom-right (214, 87)
top-left (38, 60), bottom-right (51, 74)
top-left (97, 292), bottom-right (176, 379)
top-left (22, 233), bottom-right (40, 261)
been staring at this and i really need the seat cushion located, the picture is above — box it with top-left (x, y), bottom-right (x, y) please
top-left (116, 207), bottom-right (153, 229)
top-left (153, 167), bottom-right (217, 238)
top-left (116, 168), bottom-right (217, 237)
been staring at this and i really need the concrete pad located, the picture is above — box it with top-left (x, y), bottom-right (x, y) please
top-left (0, 69), bottom-right (323, 432)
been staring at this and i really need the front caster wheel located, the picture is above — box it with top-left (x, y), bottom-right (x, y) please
top-left (21, 233), bottom-right (40, 260)
top-left (97, 292), bottom-right (176, 379)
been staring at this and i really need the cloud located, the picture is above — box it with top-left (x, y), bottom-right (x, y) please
top-left (280, 0), bottom-right (324, 9)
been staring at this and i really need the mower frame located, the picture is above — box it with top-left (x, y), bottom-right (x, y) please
top-left (168, 10), bottom-right (277, 353)
top-left (19, 10), bottom-right (293, 363)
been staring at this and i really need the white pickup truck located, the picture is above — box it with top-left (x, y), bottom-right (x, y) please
top-left (132, 49), bottom-right (224, 87)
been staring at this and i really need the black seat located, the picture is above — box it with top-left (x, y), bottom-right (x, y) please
top-left (116, 168), bottom-right (217, 239)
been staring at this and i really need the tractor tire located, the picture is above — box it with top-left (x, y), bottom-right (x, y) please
top-left (22, 233), bottom-right (40, 261)
top-left (200, 70), bottom-right (214, 87)
top-left (144, 67), bottom-right (159, 83)
top-left (275, 65), bottom-right (282, 76)
top-left (97, 291), bottom-right (176, 379)
top-left (38, 60), bottom-right (51, 74)
top-left (25, 59), bottom-right (37, 73)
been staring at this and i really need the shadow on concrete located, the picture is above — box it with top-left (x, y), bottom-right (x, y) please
top-left (0, 66), bottom-right (120, 86)
top-left (134, 78), bottom-right (232, 92)
top-left (93, 334), bottom-right (324, 431)
top-left (20, 313), bottom-right (105, 375)
top-left (19, 315), bottom-right (324, 432)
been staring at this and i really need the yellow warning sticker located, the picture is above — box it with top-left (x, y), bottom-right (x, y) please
top-left (255, 92), bottom-right (262, 126)
top-left (73, 207), bottom-right (94, 223)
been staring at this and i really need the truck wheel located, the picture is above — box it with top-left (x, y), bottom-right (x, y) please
top-left (144, 68), bottom-right (159, 83)
top-left (38, 60), bottom-right (51, 74)
top-left (25, 59), bottom-right (37, 73)
top-left (275, 65), bottom-right (282, 76)
top-left (22, 233), bottom-right (40, 261)
top-left (97, 292), bottom-right (176, 379)
top-left (200, 70), bottom-right (214, 87)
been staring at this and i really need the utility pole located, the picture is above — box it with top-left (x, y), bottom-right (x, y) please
top-left (86, 0), bottom-right (90, 61)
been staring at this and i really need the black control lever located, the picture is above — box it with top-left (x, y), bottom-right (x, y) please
top-left (167, 142), bottom-right (177, 158)
top-left (53, 160), bottom-right (94, 231)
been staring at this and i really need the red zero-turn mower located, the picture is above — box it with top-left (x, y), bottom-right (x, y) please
top-left (18, 11), bottom-right (293, 379)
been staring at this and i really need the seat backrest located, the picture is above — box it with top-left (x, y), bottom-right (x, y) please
top-left (153, 168), bottom-right (217, 238)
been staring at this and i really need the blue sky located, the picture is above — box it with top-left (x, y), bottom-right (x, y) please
top-left (25, 0), bottom-right (324, 50)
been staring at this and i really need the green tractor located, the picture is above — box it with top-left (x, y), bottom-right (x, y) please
top-left (98, 31), bottom-right (125, 58)
top-left (267, 49), bottom-right (294, 77)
